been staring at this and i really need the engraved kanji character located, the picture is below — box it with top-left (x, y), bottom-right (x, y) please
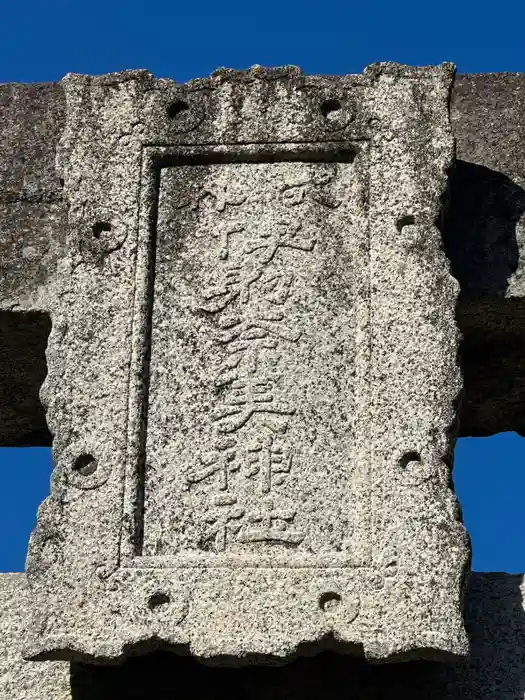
top-left (176, 183), bottom-right (247, 213)
top-left (202, 183), bottom-right (247, 212)
top-left (216, 309), bottom-right (300, 375)
top-left (279, 166), bottom-right (341, 210)
top-left (246, 436), bottom-right (292, 493)
top-left (309, 188), bottom-right (341, 210)
top-left (219, 309), bottom-right (300, 345)
top-left (308, 165), bottom-right (341, 208)
top-left (238, 501), bottom-right (305, 545)
top-left (311, 166), bottom-right (335, 186)
top-left (216, 336), bottom-right (278, 380)
top-left (201, 265), bottom-right (264, 313)
top-left (202, 494), bottom-right (245, 552)
top-left (244, 221), bottom-right (317, 264)
top-left (212, 377), bottom-right (295, 434)
top-left (216, 223), bottom-right (245, 261)
top-left (280, 184), bottom-right (307, 207)
top-left (175, 182), bottom-right (203, 211)
top-left (187, 437), bottom-right (240, 491)
top-left (259, 271), bottom-right (295, 305)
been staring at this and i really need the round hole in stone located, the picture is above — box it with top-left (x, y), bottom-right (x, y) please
top-left (168, 100), bottom-right (189, 120)
top-left (319, 591), bottom-right (341, 612)
top-left (320, 99), bottom-right (342, 118)
top-left (399, 451), bottom-right (421, 469)
top-left (92, 221), bottom-right (112, 239)
top-left (73, 453), bottom-right (97, 477)
top-left (148, 592), bottom-right (171, 610)
top-left (396, 215), bottom-right (416, 232)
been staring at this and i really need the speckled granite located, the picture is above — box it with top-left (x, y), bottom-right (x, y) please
top-left (3, 72), bottom-right (525, 444)
top-left (2, 64), bottom-right (525, 681)
top-left (0, 574), bottom-right (70, 699)
top-left (17, 63), bottom-right (469, 664)
top-left (3, 573), bottom-right (525, 699)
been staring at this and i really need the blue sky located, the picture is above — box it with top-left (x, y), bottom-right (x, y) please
top-left (1, 0), bottom-right (525, 573)
top-left (2, 0), bottom-right (525, 83)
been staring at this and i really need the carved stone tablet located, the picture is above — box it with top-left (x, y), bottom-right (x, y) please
top-left (144, 159), bottom-right (366, 563)
top-left (26, 64), bottom-right (469, 663)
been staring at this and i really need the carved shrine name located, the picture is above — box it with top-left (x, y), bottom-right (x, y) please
top-left (142, 159), bottom-right (369, 563)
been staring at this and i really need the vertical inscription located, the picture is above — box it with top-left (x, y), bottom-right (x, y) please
top-left (143, 160), bottom-right (367, 560)
top-left (187, 172), bottom-right (316, 550)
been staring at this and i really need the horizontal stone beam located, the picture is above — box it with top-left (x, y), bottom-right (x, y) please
top-left (1, 572), bottom-right (524, 699)
top-left (3, 74), bottom-right (525, 305)
top-left (1, 73), bottom-right (525, 443)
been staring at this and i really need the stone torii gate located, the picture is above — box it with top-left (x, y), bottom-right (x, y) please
top-left (1, 63), bottom-right (525, 698)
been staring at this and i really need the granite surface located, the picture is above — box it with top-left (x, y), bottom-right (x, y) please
top-left (3, 573), bottom-right (525, 699)
top-left (0, 574), bottom-right (70, 700)
top-left (3, 72), bottom-right (525, 445)
top-left (1, 65), bottom-right (525, 673)
top-left (16, 63), bottom-right (469, 664)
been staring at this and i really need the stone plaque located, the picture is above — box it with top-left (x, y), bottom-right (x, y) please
top-left (142, 159), bottom-right (367, 564)
top-left (26, 64), bottom-right (470, 664)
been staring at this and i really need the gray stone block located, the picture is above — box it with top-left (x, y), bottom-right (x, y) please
top-left (2, 573), bottom-right (525, 699)
top-left (0, 82), bottom-right (66, 313)
top-left (0, 82), bottom-right (65, 446)
top-left (71, 570), bottom-right (525, 700)
top-left (4, 64), bottom-right (525, 680)
top-left (20, 63), bottom-right (468, 664)
top-left (0, 574), bottom-right (70, 699)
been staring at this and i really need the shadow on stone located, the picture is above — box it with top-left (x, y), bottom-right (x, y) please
top-left (458, 297), bottom-right (525, 436)
top-left (444, 160), bottom-right (524, 297)
top-left (442, 574), bottom-right (525, 700)
top-left (443, 161), bottom-right (525, 436)
top-left (67, 575), bottom-right (525, 700)
top-left (0, 311), bottom-right (51, 446)
top-left (69, 651), bottom-right (441, 700)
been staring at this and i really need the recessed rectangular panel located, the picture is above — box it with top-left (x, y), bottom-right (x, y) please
top-left (27, 66), bottom-right (469, 663)
top-left (142, 160), bottom-right (369, 563)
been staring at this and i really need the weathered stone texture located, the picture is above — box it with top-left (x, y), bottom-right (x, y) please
top-left (16, 63), bottom-right (469, 665)
top-left (2, 64), bottom-right (525, 685)
top-left (0, 83), bottom-right (65, 446)
top-left (0, 83), bottom-right (66, 312)
top-left (0, 574), bottom-right (70, 699)
top-left (450, 74), bottom-right (525, 436)
top-left (3, 573), bottom-right (525, 699)
top-left (74, 571), bottom-right (525, 700)
top-left (3, 73), bottom-right (525, 447)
